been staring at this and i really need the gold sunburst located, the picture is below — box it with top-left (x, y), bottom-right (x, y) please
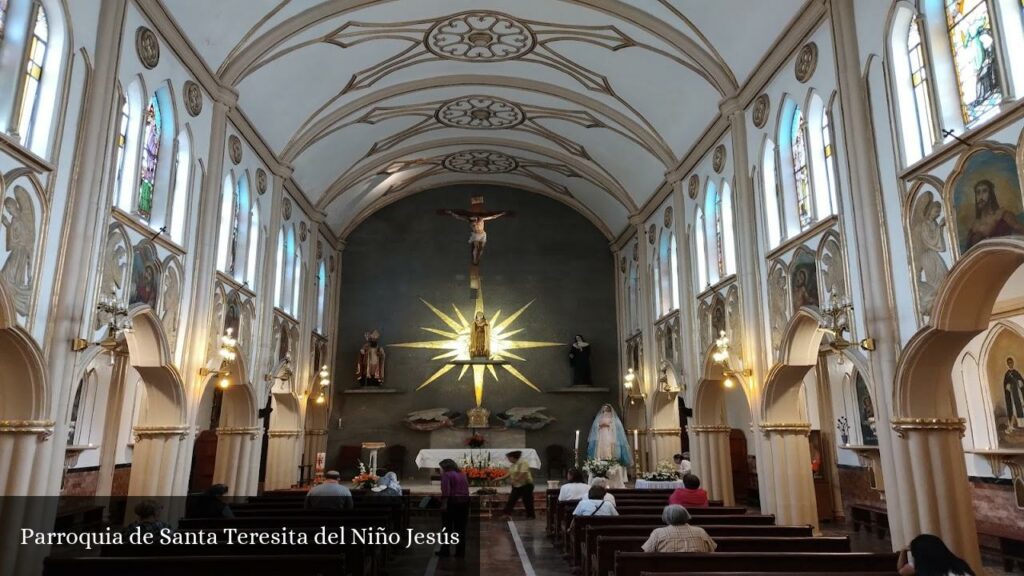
top-left (391, 297), bottom-right (561, 407)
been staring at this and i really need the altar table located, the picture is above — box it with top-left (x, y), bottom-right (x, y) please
top-left (414, 448), bottom-right (541, 469)
top-left (634, 479), bottom-right (685, 490)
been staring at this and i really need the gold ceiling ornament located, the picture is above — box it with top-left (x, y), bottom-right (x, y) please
top-left (391, 297), bottom-right (561, 407)
top-left (442, 150), bottom-right (519, 174)
top-left (647, 223), bottom-right (656, 244)
top-left (752, 93), bottom-right (770, 129)
top-left (795, 42), bottom-right (818, 83)
top-left (891, 417), bottom-right (966, 439)
top-left (426, 12), bottom-right (536, 62)
top-left (256, 168), bottom-right (268, 195)
top-left (135, 26), bottom-right (160, 69)
top-left (688, 174), bottom-right (700, 199)
top-left (228, 135), bottom-right (243, 165)
top-left (435, 95), bottom-right (526, 129)
top-left (712, 144), bottom-right (727, 173)
top-left (183, 80), bottom-right (203, 117)
top-left (663, 206), bottom-right (673, 228)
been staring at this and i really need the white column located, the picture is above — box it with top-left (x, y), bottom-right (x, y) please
top-left (264, 430), bottom-right (302, 491)
top-left (760, 423), bottom-right (817, 530)
top-left (127, 427), bottom-right (187, 496)
top-left (0, 422), bottom-right (55, 576)
top-left (212, 427), bottom-right (259, 495)
top-left (95, 352), bottom-right (129, 496)
top-left (693, 425), bottom-right (734, 505)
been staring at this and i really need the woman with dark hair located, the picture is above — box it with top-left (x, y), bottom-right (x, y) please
top-left (557, 468), bottom-right (589, 501)
top-left (897, 534), bottom-right (975, 576)
top-left (438, 459), bottom-right (469, 557)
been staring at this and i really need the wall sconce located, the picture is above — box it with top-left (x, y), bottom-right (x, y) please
top-left (623, 368), bottom-right (644, 402)
top-left (712, 331), bottom-right (752, 388)
top-left (200, 328), bottom-right (237, 389)
top-left (819, 290), bottom-right (875, 360)
top-left (72, 292), bottom-right (132, 363)
top-left (316, 364), bottom-right (330, 404)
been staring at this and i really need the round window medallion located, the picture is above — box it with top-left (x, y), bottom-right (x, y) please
top-left (663, 206), bottom-right (673, 228)
top-left (712, 145), bottom-right (727, 174)
top-left (752, 93), bottom-right (770, 129)
top-left (282, 198), bottom-right (292, 221)
top-left (688, 174), bottom-right (700, 199)
top-left (436, 95), bottom-right (525, 129)
top-left (648, 223), bottom-right (656, 244)
top-left (425, 12), bottom-right (535, 62)
top-left (256, 168), bottom-right (268, 195)
top-left (183, 80), bottom-right (202, 117)
top-left (136, 27), bottom-right (160, 69)
top-left (228, 135), bottom-right (242, 165)
top-left (299, 221), bottom-right (308, 241)
top-left (442, 150), bottom-right (518, 173)
top-left (795, 42), bottom-right (818, 83)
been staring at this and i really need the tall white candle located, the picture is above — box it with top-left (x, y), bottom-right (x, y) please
top-left (574, 429), bottom-right (580, 451)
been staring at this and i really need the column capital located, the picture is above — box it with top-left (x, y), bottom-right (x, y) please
top-left (718, 96), bottom-right (744, 118)
top-left (691, 424), bottom-right (732, 434)
top-left (217, 426), bottom-right (261, 438)
top-left (133, 425), bottom-right (190, 442)
top-left (267, 429), bottom-right (303, 437)
top-left (0, 419), bottom-right (55, 440)
top-left (759, 422), bottom-right (812, 436)
top-left (891, 417), bottom-right (966, 439)
top-left (628, 213), bottom-right (645, 227)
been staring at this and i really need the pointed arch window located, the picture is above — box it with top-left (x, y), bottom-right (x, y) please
top-left (669, 233), bottom-right (679, 310)
top-left (246, 204), bottom-right (260, 289)
top-left (821, 110), bottom-right (839, 207)
top-left (762, 141), bottom-right (782, 247)
top-left (695, 210), bottom-right (708, 289)
top-left (791, 106), bottom-right (813, 230)
top-left (274, 229), bottom-right (285, 308)
top-left (291, 246), bottom-right (302, 315)
top-left (215, 174), bottom-right (235, 274)
top-left (714, 189), bottom-right (725, 277)
top-left (15, 3), bottom-right (47, 147)
top-left (113, 98), bottom-right (129, 194)
top-left (720, 182), bottom-right (736, 275)
top-left (136, 95), bottom-right (161, 221)
top-left (908, 19), bottom-right (937, 156)
top-left (315, 260), bottom-right (327, 334)
top-left (945, 0), bottom-right (1002, 125)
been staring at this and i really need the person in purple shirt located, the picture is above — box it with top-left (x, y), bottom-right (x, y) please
top-left (438, 459), bottom-right (470, 557)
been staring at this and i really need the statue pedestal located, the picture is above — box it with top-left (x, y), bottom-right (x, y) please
top-left (429, 428), bottom-right (525, 449)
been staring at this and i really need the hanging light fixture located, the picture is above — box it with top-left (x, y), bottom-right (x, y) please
top-left (711, 330), bottom-right (751, 387)
top-left (201, 328), bottom-right (237, 387)
top-left (316, 364), bottom-right (330, 405)
top-left (819, 289), bottom-right (875, 358)
top-left (72, 292), bottom-right (133, 361)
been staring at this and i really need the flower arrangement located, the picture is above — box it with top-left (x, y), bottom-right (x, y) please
top-left (460, 451), bottom-right (508, 489)
top-left (352, 460), bottom-right (378, 489)
top-left (641, 460), bottom-right (679, 482)
top-left (583, 458), bottom-right (619, 478)
top-left (836, 416), bottom-right (851, 445)
top-left (466, 433), bottom-right (486, 448)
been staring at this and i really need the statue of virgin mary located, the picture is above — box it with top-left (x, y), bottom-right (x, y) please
top-left (587, 404), bottom-right (632, 466)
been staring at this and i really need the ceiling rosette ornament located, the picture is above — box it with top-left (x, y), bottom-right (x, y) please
top-left (425, 12), bottom-right (536, 61)
top-left (136, 27), bottom-right (160, 69)
top-left (664, 206), bottom-right (673, 228)
top-left (183, 80), bottom-right (202, 117)
top-left (752, 94), bottom-right (770, 129)
top-left (442, 150), bottom-right (518, 173)
top-left (795, 42), bottom-right (818, 83)
top-left (712, 145), bottom-right (727, 173)
top-left (282, 197), bottom-right (292, 221)
top-left (648, 223), bottom-right (656, 244)
top-left (436, 96), bottom-right (525, 129)
top-left (688, 174), bottom-right (700, 199)
top-left (256, 168), bottom-right (268, 195)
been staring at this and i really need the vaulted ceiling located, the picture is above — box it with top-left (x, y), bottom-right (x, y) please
top-left (161, 0), bottom-right (806, 238)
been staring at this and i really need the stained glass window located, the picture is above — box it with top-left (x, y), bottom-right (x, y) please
top-left (695, 211), bottom-right (708, 288)
top-left (822, 111), bottom-right (838, 205)
top-left (908, 19), bottom-right (936, 155)
top-left (16, 3), bottom-right (48, 146)
top-left (791, 107), bottom-right (813, 229)
top-left (137, 95), bottom-right (161, 220)
top-left (714, 189), bottom-right (725, 276)
top-left (114, 99), bottom-right (129, 193)
top-left (227, 184), bottom-right (240, 275)
top-left (0, 0), bottom-right (9, 43)
top-left (945, 0), bottom-right (1002, 126)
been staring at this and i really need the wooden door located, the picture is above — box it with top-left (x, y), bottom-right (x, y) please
top-left (729, 429), bottom-right (749, 505)
top-left (189, 429), bottom-right (218, 491)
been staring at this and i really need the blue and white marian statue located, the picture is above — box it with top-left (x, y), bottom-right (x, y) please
top-left (587, 404), bottom-right (631, 487)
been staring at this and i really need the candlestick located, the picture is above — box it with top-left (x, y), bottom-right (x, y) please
top-left (574, 429), bottom-right (581, 466)
top-left (633, 429), bottom-right (639, 451)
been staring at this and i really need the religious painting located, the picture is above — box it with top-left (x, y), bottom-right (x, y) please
top-left (855, 372), bottom-right (878, 446)
top-left (908, 185), bottom-right (951, 321)
top-left (948, 146), bottom-right (1024, 256)
top-left (277, 320), bottom-right (290, 362)
top-left (790, 248), bottom-right (819, 310)
top-left (128, 240), bottom-right (160, 309)
top-left (711, 296), bottom-right (726, 341)
top-left (983, 324), bottom-right (1024, 448)
top-left (224, 291), bottom-right (241, 336)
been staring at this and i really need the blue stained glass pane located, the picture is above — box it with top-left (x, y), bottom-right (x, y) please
top-left (714, 191), bottom-right (724, 276)
top-left (908, 19), bottom-right (936, 154)
top-left (946, 0), bottom-right (1002, 125)
top-left (137, 96), bottom-right (161, 220)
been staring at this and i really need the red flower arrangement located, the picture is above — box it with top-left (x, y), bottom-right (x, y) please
top-left (465, 433), bottom-right (486, 448)
top-left (464, 466), bottom-right (508, 487)
top-left (352, 461), bottom-right (378, 489)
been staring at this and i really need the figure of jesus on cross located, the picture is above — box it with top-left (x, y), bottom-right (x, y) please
top-left (439, 196), bottom-right (513, 266)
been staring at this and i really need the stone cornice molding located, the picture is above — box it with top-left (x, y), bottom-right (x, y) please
top-left (691, 424), bottom-right (731, 434)
top-left (0, 419), bottom-right (55, 438)
top-left (267, 429), bottom-right (304, 437)
top-left (217, 426), bottom-right (261, 437)
top-left (133, 425), bottom-right (190, 441)
top-left (759, 422), bottom-right (812, 435)
top-left (304, 429), bottom-right (328, 436)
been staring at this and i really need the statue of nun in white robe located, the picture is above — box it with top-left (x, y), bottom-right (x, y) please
top-left (586, 404), bottom-right (632, 488)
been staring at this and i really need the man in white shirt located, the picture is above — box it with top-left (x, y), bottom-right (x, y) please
top-left (674, 453), bottom-right (692, 477)
top-left (571, 485), bottom-right (618, 516)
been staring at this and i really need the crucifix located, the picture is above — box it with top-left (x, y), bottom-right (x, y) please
top-left (438, 196), bottom-right (513, 267)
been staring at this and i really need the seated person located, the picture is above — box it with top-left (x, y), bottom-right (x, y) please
top-left (557, 468), bottom-right (589, 501)
top-left (642, 505), bottom-right (717, 553)
top-left (589, 477), bottom-right (616, 506)
top-left (305, 470), bottom-right (354, 510)
top-left (571, 485), bottom-right (618, 516)
top-left (897, 533), bottom-right (975, 575)
top-left (126, 499), bottom-right (171, 536)
top-left (187, 484), bottom-right (235, 518)
top-left (371, 471), bottom-right (402, 497)
top-left (669, 473), bottom-right (709, 507)
top-left (673, 452), bottom-right (692, 476)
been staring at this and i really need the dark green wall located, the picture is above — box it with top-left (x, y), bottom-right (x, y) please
top-left (329, 184), bottom-right (619, 480)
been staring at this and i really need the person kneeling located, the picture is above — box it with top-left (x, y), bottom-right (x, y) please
top-left (641, 505), bottom-right (717, 552)
top-left (571, 485), bottom-right (617, 516)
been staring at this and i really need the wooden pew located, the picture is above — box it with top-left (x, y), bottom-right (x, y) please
top-left (567, 515), bottom-right (775, 565)
top-left (558, 503), bottom-right (746, 545)
top-left (581, 525), bottom-right (815, 576)
top-left (591, 537), bottom-right (849, 576)
top-left (177, 514), bottom-right (391, 531)
top-left (614, 552), bottom-right (898, 576)
top-left (44, 555), bottom-right (343, 576)
top-left (640, 573), bottom-right (895, 576)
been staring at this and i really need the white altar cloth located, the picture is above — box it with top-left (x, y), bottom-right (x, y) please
top-left (414, 448), bottom-right (541, 469)
top-left (635, 479), bottom-right (685, 490)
